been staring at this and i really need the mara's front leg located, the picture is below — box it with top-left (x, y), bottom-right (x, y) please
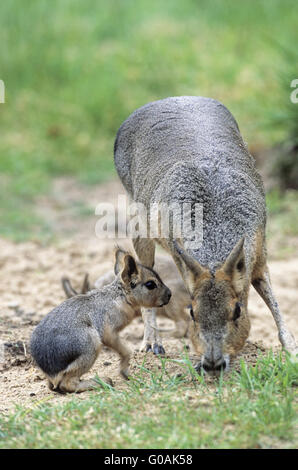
top-left (133, 237), bottom-right (165, 355)
top-left (140, 307), bottom-right (165, 354)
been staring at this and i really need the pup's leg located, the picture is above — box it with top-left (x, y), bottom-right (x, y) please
top-left (57, 353), bottom-right (113, 393)
top-left (55, 330), bottom-right (111, 393)
top-left (59, 375), bottom-right (96, 393)
top-left (104, 331), bottom-right (131, 379)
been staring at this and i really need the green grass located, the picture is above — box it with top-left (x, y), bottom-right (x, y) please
top-left (265, 189), bottom-right (298, 256)
top-left (1, 351), bottom-right (297, 448)
top-left (0, 0), bottom-right (297, 240)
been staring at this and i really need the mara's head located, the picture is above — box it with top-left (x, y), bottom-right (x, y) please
top-left (114, 248), bottom-right (172, 308)
top-left (172, 238), bottom-right (250, 373)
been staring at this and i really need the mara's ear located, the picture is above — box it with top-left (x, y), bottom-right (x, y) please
top-left (120, 253), bottom-right (139, 284)
top-left (61, 277), bottom-right (78, 298)
top-left (221, 237), bottom-right (246, 293)
top-left (171, 240), bottom-right (208, 295)
top-left (81, 274), bottom-right (91, 294)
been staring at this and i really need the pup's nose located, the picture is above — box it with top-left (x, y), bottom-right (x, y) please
top-left (202, 357), bottom-right (226, 372)
top-left (166, 288), bottom-right (172, 302)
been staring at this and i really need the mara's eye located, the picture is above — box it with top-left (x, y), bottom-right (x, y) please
top-left (145, 280), bottom-right (157, 290)
top-left (188, 304), bottom-right (195, 321)
top-left (233, 302), bottom-right (241, 321)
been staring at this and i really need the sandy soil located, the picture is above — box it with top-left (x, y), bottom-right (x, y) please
top-left (1, 236), bottom-right (297, 414)
top-left (0, 178), bottom-right (297, 414)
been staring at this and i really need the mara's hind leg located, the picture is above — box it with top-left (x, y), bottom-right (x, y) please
top-left (252, 266), bottom-right (297, 354)
top-left (133, 237), bottom-right (165, 355)
top-left (160, 306), bottom-right (189, 339)
top-left (163, 291), bottom-right (190, 339)
top-left (172, 317), bottom-right (190, 339)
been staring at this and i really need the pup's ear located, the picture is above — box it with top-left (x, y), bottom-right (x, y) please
top-left (114, 247), bottom-right (127, 275)
top-left (120, 254), bottom-right (139, 284)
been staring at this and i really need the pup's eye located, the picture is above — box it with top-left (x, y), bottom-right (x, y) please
top-left (233, 302), bottom-right (241, 321)
top-left (145, 280), bottom-right (157, 290)
top-left (130, 281), bottom-right (136, 289)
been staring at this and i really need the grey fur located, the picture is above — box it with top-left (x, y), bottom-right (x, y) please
top-left (114, 96), bottom-right (297, 367)
top-left (62, 255), bottom-right (191, 340)
top-left (94, 254), bottom-right (191, 338)
top-left (30, 249), bottom-right (171, 392)
top-left (115, 96), bottom-right (265, 265)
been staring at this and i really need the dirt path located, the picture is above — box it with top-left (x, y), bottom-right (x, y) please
top-left (0, 178), bottom-right (297, 413)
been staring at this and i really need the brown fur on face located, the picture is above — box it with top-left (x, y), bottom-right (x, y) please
top-left (173, 238), bottom-right (251, 370)
top-left (189, 276), bottom-right (250, 357)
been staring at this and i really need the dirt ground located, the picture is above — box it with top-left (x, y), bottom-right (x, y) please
top-left (0, 178), bottom-right (297, 414)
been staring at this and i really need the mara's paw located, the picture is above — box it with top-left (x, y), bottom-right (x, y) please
top-left (138, 340), bottom-right (163, 355)
top-left (120, 369), bottom-right (130, 380)
top-left (153, 343), bottom-right (165, 355)
top-left (194, 361), bottom-right (203, 373)
top-left (280, 331), bottom-right (297, 357)
top-left (287, 347), bottom-right (298, 364)
top-left (139, 341), bottom-right (165, 355)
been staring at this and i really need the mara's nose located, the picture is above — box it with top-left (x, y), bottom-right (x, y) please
top-left (202, 357), bottom-right (226, 372)
top-left (167, 288), bottom-right (172, 301)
